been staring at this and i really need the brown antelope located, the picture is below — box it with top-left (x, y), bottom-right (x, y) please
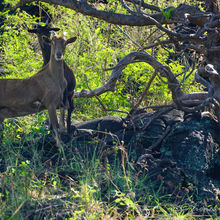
top-left (0, 34), bottom-right (77, 147)
top-left (28, 23), bottom-right (76, 134)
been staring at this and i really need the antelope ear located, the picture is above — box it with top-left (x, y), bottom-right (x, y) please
top-left (65, 37), bottom-right (77, 45)
top-left (42, 35), bottom-right (51, 44)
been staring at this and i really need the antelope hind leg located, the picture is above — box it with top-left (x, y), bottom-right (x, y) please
top-left (67, 96), bottom-right (73, 134)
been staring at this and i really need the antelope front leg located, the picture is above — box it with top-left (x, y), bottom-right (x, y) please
top-left (59, 92), bottom-right (70, 133)
top-left (59, 107), bottom-right (65, 132)
top-left (47, 105), bottom-right (62, 147)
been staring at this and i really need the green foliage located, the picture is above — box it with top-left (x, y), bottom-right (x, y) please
top-left (0, 9), bottom-right (42, 77)
top-left (162, 7), bottom-right (175, 21)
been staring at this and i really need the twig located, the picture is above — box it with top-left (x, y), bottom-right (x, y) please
top-left (84, 74), bottom-right (109, 114)
top-left (143, 39), bottom-right (174, 50)
top-left (74, 51), bottom-right (184, 102)
top-left (121, 0), bottom-right (136, 15)
top-left (132, 70), bottom-right (157, 110)
top-left (138, 0), bottom-right (142, 14)
top-left (115, 25), bottom-right (143, 50)
top-left (36, 2), bottom-right (52, 22)
top-left (156, 72), bottom-right (179, 86)
top-left (179, 54), bottom-right (196, 85)
top-left (177, 97), bottom-right (217, 112)
top-left (195, 72), bottom-right (212, 89)
top-left (130, 0), bottom-right (139, 13)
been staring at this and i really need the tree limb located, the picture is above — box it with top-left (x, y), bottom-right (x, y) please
top-left (9, 0), bottom-right (166, 26)
top-left (9, 1), bottom-right (201, 28)
top-left (74, 51), bottom-right (184, 102)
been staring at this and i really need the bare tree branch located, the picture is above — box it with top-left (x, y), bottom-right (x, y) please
top-left (8, 0), bottom-right (166, 26)
top-left (74, 51), bottom-right (184, 101)
top-left (121, 0), bottom-right (137, 15)
top-left (115, 25), bottom-right (143, 49)
top-left (9, 0), bottom-right (201, 28)
top-left (132, 70), bottom-right (157, 110)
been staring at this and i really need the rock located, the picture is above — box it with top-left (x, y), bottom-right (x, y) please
top-left (137, 154), bottom-right (186, 195)
top-left (160, 115), bottom-right (220, 199)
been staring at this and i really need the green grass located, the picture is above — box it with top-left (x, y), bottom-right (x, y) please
top-left (0, 116), bottom-right (218, 219)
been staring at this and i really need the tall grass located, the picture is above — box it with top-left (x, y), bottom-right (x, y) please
top-left (0, 116), bottom-right (218, 219)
